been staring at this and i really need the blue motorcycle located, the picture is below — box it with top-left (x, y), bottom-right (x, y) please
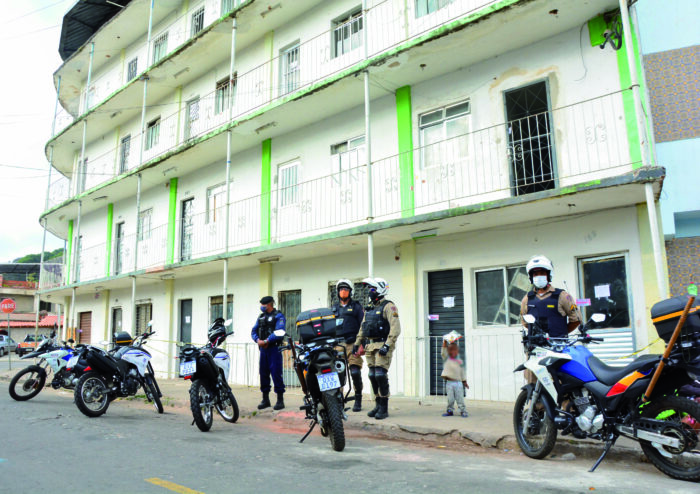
top-left (514, 301), bottom-right (700, 482)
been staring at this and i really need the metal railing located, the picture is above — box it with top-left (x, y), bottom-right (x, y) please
top-left (60, 90), bottom-right (638, 286)
top-left (39, 257), bottom-right (65, 290)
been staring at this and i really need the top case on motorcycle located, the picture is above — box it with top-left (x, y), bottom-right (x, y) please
top-left (296, 308), bottom-right (337, 344)
top-left (586, 354), bottom-right (660, 386)
top-left (651, 296), bottom-right (700, 344)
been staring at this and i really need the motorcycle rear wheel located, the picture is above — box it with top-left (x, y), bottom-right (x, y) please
top-left (74, 372), bottom-right (110, 417)
top-left (9, 365), bottom-right (46, 401)
top-left (144, 374), bottom-right (164, 414)
top-left (640, 395), bottom-right (700, 482)
top-left (215, 386), bottom-right (239, 423)
top-left (190, 380), bottom-right (213, 432)
top-left (513, 388), bottom-right (557, 459)
top-left (322, 391), bottom-right (346, 452)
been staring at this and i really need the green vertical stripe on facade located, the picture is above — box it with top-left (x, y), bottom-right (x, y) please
top-left (396, 85), bottom-right (415, 217)
top-left (66, 219), bottom-right (74, 283)
top-left (106, 203), bottom-right (113, 276)
top-left (261, 139), bottom-right (272, 245)
top-left (166, 177), bottom-right (178, 264)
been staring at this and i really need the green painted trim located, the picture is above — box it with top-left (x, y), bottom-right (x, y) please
top-left (166, 177), bottom-right (178, 264)
top-left (105, 203), bottom-right (114, 277)
top-left (260, 139), bottom-right (272, 245)
top-left (395, 85), bottom-right (415, 217)
top-left (66, 219), bottom-right (74, 283)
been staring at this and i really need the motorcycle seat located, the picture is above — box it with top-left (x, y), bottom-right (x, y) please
top-left (586, 354), bottom-right (659, 386)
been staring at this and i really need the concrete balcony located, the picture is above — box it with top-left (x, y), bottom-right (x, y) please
top-left (46, 91), bottom-right (663, 292)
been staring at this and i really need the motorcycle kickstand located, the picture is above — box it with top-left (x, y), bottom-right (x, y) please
top-left (589, 435), bottom-right (618, 473)
top-left (299, 420), bottom-right (317, 444)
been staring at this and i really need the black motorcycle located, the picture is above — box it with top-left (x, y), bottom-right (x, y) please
top-left (72, 327), bottom-right (163, 417)
top-left (8, 330), bottom-right (86, 401)
top-left (281, 308), bottom-right (353, 452)
top-left (178, 318), bottom-right (239, 432)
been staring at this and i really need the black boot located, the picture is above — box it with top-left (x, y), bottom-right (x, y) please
top-left (374, 397), bottom-right (389, 420)
top-left (367, 397), bottom-right (380, 418)
top-left (352, 393), bottom-right (362, 412)
top-left (273, 393), bottom-right (285, 410)
top-left (257, 392), bottom-right (271, 410)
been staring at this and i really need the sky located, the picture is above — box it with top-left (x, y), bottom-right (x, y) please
top-left (0, 0), bottom-right (74, 262)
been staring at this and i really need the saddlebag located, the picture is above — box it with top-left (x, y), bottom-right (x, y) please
top-left (651, 296), bottom-right (700, 344)
top-left (296, 308), bottom-right (337, 344)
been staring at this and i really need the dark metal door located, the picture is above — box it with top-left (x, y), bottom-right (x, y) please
top-left (427, 269), bottom-right (465, 395)
top-left (278, 290), bottom-right (302, 387)
top-left (505, 80), bottom-right (555, 196)
top-left (179, 299), bottom-right (192, 344)
top-left (180, 198), bottom-right (193, 261)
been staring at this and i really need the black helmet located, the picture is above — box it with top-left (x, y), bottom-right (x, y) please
top-left (114, 331), bottom-right (133, 346)
top-left (208, 318), bottom-right (227, 346)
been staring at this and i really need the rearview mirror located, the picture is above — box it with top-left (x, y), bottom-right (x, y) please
top-left (273, 329), bottom-right (286, 338)
top-left (147, 320), bottom-right (153, 327)
top-left (591, 313), bottom-right (606, 323)
top-left (224, 319), bottom-right (233, 327)
top-left (523, 314), bottom-right (536, 324)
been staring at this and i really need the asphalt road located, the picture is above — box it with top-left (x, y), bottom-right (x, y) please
top-left (0, 382), bottom-right (692, 494)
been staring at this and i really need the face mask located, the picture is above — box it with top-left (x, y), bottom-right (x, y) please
top-left (260, 306), bottom-right (267, 312)
top-left (532, 275), bottom-right (549, 289)
top-left (369, 290), bottom-right (380, 302)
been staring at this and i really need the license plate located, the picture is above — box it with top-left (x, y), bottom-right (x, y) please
top-left (317, 372), bottom-right (341, 392)
top-left (67, 355), bottom-right (79, 368)
top-left (180, 360), bottom-right (196, 376)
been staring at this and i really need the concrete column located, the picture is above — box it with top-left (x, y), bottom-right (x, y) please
top-left (164, 278), bottom-right (176, 378)
top-left (399, 240), bottom-right (418, 396)
top-left (101, 289), bottom-right (111, 342)
top-left (259, 263), bottom-right (272, 298)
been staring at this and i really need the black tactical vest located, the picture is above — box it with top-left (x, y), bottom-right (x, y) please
top-left (526, 289), bottom-right (568, 338)
top-left (362, 299), bottom-right (391, 340)
top-left (332, 300), bottom-right (362, 343)
top-left (257, 309), bottom-right (278, 340)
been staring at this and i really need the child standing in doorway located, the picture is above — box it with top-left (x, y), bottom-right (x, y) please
top-left (441, 333), bottom-right (469, 417)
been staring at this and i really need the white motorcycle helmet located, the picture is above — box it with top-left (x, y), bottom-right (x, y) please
top-left (336, 278), bottom-right (354, 294)
top-left (363, 277), bottom-right (388, 301)
top-left (526, 255), bottom-right (554, 283)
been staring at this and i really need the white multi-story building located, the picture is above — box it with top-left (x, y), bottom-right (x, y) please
top-left (38, 0), bottom-right (668, 401)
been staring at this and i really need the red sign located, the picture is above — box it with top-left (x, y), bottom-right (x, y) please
top-left (1, 298), bottom-right (16, 314)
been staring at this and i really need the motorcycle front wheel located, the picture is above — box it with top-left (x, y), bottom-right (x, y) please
top-left (322, 391), bottom-right (346, 452)
top-left (190, 380), bottom-right (214, 432)
top-left (640, 395), bottom-right (700, 482)
top-left (74, 372), bottom-right (110, 417)
top-left (144, 374), bottom-right (164, 414)
top-left (215, 386), bottom-right (239, 423)
top-left (513, 388), bottom-right (557, 459)
top-left (9, 365), bottom-right (47, 401)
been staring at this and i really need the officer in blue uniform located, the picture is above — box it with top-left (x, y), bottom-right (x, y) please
top-left (252, 295), bottom-right (287, 410)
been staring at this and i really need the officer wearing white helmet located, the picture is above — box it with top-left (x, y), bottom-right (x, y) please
top-left (520, 255), bottom-right (581, 338)
top-left (331, 279), bottom-right (365, 412)
top-left (353, 277), bottom-right (401, 420)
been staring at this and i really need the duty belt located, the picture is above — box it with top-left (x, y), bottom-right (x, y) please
top-left (368, 337), bottom-right (387, 343)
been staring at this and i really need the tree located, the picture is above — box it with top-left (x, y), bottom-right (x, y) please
top-left (12, 248), bottom-right (64, 264)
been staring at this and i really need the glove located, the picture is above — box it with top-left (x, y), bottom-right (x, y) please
top-left (379, 344), bottom-right (390, 356)
top-left (352, 345), bottom-right (360, 356)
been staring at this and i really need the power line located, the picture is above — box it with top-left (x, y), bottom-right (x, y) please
top-left (2, 0), bottom-right (71, 26)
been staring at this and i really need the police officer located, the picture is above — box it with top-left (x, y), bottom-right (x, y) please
top-left (354, 277), bottom-right (401, 420)
top-left (520, 255), bottom-right (581, 338)
top-left (331, 279), bottom-right (365, 412)
top-left (251, 296), bottom-right (287, 410)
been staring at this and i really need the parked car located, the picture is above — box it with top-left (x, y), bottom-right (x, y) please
top-left (16, 335), bottom-right (45, 357)
top-left (0, 335), bottom-right (18, 357)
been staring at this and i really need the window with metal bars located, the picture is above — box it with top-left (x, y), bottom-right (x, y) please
top-left (419, 100), bottom-right (470, 170)
top-left (138, 208), bottom-right (152, 241)
top-left (191, 6), bottom-right (205, 37)
top-left (278, 161), bottom-right (299, 207)
top-left (152, 32), bottom-right (168, 64)
top-left (474, 265), bottom-right (529, 327)
top-left (119, 135), bottom-right (131, 173)
top-left (206, 183), bottom-right (226, 223)
top-left (146, 117), bottom-right (160, 150)
top-left (135, 302), bottom-right (152, 336)
top-left (215, 74), bottom-right (236, 115)
top-left (331, 136), bottom-right (364, 185)
top-left (280, 42), bottom-right (300, 95)
top-left (332, 8), bottom-right (363, 58)
top-left (127, 57), bottom-right (138, 81)
top-left (209, 295), bottom-right (233, 323)
top-left (415, 0), bottom-right (454, 17)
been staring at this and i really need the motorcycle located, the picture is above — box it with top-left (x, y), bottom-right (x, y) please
top-left (280, 307), bottom-right (354, 452)
top-left (178, 318), bottom-right (239, 432)
top-left (514, 295), bottom-right (700, 482)
top-left (8, 331), bottom-right (85, 401)
top-left (72, 325), bottom-right (163, 417)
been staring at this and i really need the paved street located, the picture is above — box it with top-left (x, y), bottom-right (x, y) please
top-left (0, 382), bottom-right (692, 494)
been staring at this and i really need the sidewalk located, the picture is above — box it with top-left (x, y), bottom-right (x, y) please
top-left (0, 368), bottom-right (642, 461)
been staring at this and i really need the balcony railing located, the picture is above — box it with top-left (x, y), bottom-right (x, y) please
top-left (39, 257), bottom-right (65, 290)
top-left (46, 91), bottom-right (640, 288)
top-left (51, 0), bottom-right (514, 192)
